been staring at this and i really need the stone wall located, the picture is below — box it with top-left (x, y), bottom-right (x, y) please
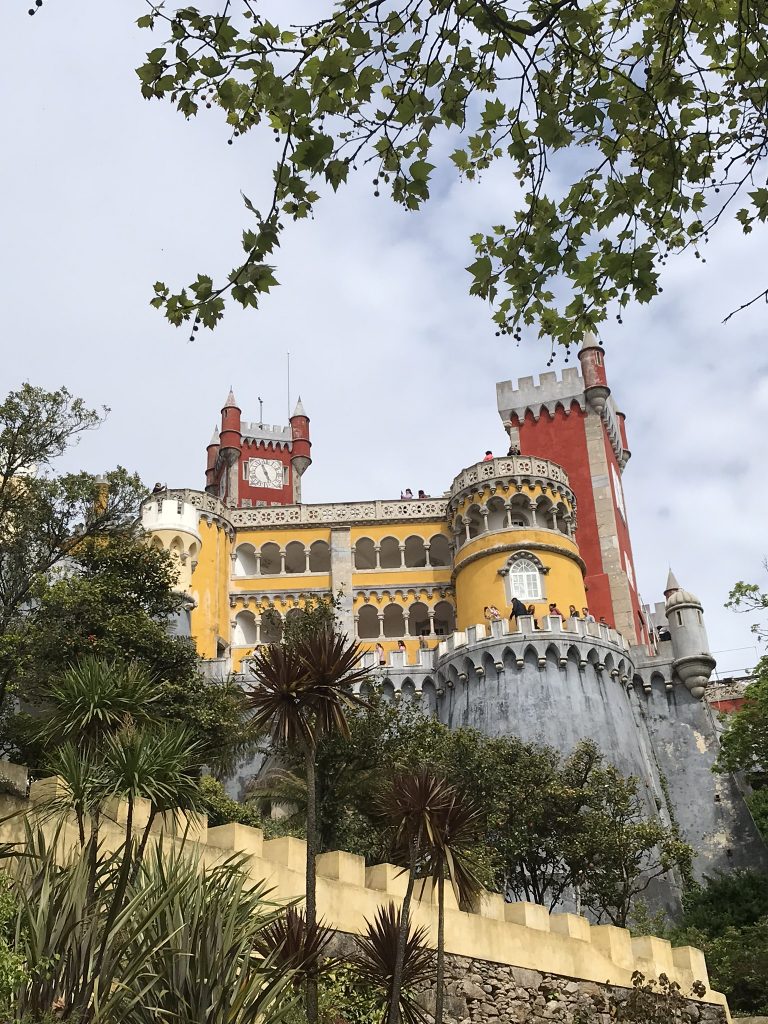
top-left (0, 776), bottom-right (731, 1020)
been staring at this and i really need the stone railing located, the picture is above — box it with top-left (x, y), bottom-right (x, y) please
top-left (0, 776), bottom-right (726, 1015)
top-left (155, 490), bottom-right (449, 529)
top-left (448, 456), bottom-right (571, 505)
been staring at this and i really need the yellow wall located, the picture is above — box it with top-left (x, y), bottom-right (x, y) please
top-left (454, 529), bottom-right (586, 630)
top-left (190, 520), bottom-right (232, 659)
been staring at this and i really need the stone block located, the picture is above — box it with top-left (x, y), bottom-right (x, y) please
top-left (672, 945), bottom-right (709, 984)
top-left (549, 913), bottom-right (590, 941)
top-left (477, 891), bottom-right (506, 921)
top-left (631, 935), bottom-right (674, 974)
top-left (29, 776), bottom-right (66, 805)
top-left (151, 809), bottom-right (207, 843)
top-left (365, 862), bottom-right (408, 897)
top-left (316, 850), bottom-right (365, 887)
top-left (103, 795), bottom-right (151, 830)
top-left (504, 902), bottom-right (550, 931)
top-left (510, 966), bottom-right (543, 991)
top-left (590, 925), bottom-right (634, 969)
top-left (262, 836), bottom-right (307, 872)
top-left (207, 822), bottom-right (264, 857)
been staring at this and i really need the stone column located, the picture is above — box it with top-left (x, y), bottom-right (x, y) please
top-left (480, 506), bottom-right (489, 532)
top-left (254, 616), bottom-right (262, 645)
top-left (398, 542), bottom-right (406, 568)
top-left (330, 527), bottom-right (354, 637)
top-left (529, 502), bottom-right (538, 526)
top-left (463, 517), bottom-right (471, 543)
top-left (403, 610), bottom-right (411, 636)
top-left (279, 549), bottom-right (286, 574)
top-left (504, 503), bottom-right (513, 528)
top-left (254, 550), bottom-right (261, 575)
top-left (550, 509), bottom-right (559, 531)
top-left (424, 542), bottom-right (432, 567)
top-left (377, 613), bottom-right (384, 638)
top-left (428, 609), bottom-right (435, 634)
top-left (373, 544), bottom-right (381, 569)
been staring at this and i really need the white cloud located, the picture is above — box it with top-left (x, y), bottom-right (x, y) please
top-left (1, 1), bottom-right (765, 671)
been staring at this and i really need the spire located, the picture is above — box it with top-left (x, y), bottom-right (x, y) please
top-left (583, 329), bottom-right (599, 347)
top-left (664, 568), bottom-right (680, 595)
top-left (223, 387), bottom-right (238, 409)
top-left (208, 426), bottom-right (219, 447)
top-left (291, 396), bottom-right (307, 418)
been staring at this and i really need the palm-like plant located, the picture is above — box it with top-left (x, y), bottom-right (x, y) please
top-left (256, 906), bottom-right (336, 986)
top-left (379, 770), bottom-right (454, 1024)
top-left (38, 656), bottom-right (159, 750)
top-left (353, 902), bottom-right (435, 1024)
top-left (3, 824), bottom-right (295, 1024)
top-left (425, 793), bottom-right (485, 1024)
top-left (247, 626), bottom-right (368, 1024)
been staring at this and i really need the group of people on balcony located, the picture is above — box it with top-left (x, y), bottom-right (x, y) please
top-left (485, 600), bottom-right (600, 632)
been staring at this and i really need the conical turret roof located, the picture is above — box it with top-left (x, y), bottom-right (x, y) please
top-left (223, 387), bottom-right (239, 409)
top-left (291, 396), bottom-right (307, 418)
top-left (207, 426), bottom-right (220, 447)
top-left (664, 568), bottom-right (680, 594)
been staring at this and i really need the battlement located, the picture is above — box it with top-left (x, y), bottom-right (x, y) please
top-left (140, 496), bottom-right (201, 540)
top-left (0, 775), bottom-right (725, 1011)
top-left (241, 421), bottom-right (293, 444)
top-left (496, 368), bottom-right (586, 424)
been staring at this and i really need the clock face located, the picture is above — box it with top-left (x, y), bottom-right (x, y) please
top-left (248, 457), bottom-right (283, 490)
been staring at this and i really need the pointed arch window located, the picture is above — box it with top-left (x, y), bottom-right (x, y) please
top-left (508, 557), bottom-right (544, 602)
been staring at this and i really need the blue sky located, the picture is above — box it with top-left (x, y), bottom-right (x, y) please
top-left (2, 1), bottom-right (767, 672)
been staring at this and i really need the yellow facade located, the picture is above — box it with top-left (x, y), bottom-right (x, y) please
top-left (142, 453), bottom-right (589, 670)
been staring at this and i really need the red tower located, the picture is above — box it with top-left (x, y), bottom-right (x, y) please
top-left (496, 336), bottom-right (644, 644)
top-left (204, 393), bottom-right (311, 508)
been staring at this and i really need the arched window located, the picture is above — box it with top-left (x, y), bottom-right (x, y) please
top-left (433, 601), bottom-right (455, 635)
top-left (486, 496), bottom-right (506, 532)
top-left (429, 534), bottom-right (451, 567)
top-left (379, 537), bottom-right (401, 569)
top-left (404, 535), bottom-right (427, 568)
top-left (260, 542), bottom-right (281, 576)
top-left (261, 608), bottom-right (283, 644)
top-left (357, 604), bottom-right (379, 640)
top-left (466, 505), bottom-right (484, 539)
top-left (508, 558), bottom-right (544, 602)
top-left (354, 537), bottom-right (376, 570)
top-left (382, 604), bottom-right (405, 638)
top-left (308, 540), bottom-right (330, 572)
top-left (409, 601), bottom-right (430, 636)
top-left (233, 611), bottom-right (258, 646)
top-left (234, 543), bottom-right (259, 576)
top-left (285, 541), bottom-right (307, 574)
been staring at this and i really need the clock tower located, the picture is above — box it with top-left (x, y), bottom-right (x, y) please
top-left (204, 392), bottom-right (311, 508)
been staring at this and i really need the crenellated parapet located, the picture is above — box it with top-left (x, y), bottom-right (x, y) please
top-left (0, 776), bottom-right (726, 1012)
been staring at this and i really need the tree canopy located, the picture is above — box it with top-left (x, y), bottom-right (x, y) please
top-left (134, 0), bottom-right (768, 347)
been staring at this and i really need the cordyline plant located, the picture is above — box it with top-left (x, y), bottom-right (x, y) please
top-left (378, 769), bottom-right (454, 1024)
top-left (353, 901), bottom-right (436, 1024)
top-left (132, 0), bottom-right (768, 348)
top-left (247, 626), bottom-right (368, 1024)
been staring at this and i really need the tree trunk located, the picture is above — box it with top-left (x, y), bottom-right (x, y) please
top-left (305, 746), bottom-right (319, 1024)
top-left (387, 836), bottom-right (419, 1024)
top-left (435, 869), bottom-right (446, 1024)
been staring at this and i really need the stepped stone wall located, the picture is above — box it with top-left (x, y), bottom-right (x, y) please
top-left (0, 772), bottom-right (730, 1020)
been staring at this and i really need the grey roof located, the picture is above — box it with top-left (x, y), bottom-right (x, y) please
top-left (665, 568), bottom-right (680, 593)
top-left (208, 426), bottom-right (219, 446)
top-left (223, 388), bottom-right (238, 409)
top-left (292, 396), bottom-right (307, 418)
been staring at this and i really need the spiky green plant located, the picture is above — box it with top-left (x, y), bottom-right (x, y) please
top-left (256, 906), bottom-right (336, 987)
top-left (247, 626), bottom-right (367, 1024)
top-left (378, 770), bottom-right (454, 1024)
top-left (352, 902), bottom-right (435, 1024)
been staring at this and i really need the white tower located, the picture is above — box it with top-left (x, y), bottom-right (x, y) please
top-left (141, 496), bottom-right (202, 633)
top-left (664, 569), bottom-right (715, 698)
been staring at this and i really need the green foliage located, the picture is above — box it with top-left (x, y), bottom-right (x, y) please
top-left (198, 774), bottom-right (265, 828)
top-left (4, 533), bottom-right (253, 774)
top-left (680, 869), bottom-right (768, 935)
top-left (671, 870), bottom-right (768, 1014)
top-left (0, 384), bottom-right (146, 731)
top-left (715, 655), bottom-right (768, 780)
top-left (2, 823), bottom-right (295, 1024)
top-left (137, 1), bottom-right (768, 345)
top-left (263, 693), bottom-right (687, 921)
top-left (0, 875), bottom-right (27, 1010)
top-left (748, 787), bottom-right (768, 842)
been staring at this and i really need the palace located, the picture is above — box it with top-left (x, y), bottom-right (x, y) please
top-left (142, 338), bottom-right (767, 900)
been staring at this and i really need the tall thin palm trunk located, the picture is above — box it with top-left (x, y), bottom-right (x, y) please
top-left (435, 869), bottom-right (446, 1024)
top-left (387, 836), bottom-right (419, 1024)
top-left (305, 745), bottom-right (318, 1024)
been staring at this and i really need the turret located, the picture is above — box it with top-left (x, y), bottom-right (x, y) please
top-left (289, 396), bottom-right (312, 502)
top-left (219, 389), bottom-right (242, 466)
top-left (205, 426), bottom-right (219, 493)
top-left (664, 570), bottom-right (716, 698)
top-left (578, 332), bottom-right (610, 414)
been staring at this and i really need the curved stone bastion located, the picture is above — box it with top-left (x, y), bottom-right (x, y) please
top-left (0, 771), bottom-right (729, 1019)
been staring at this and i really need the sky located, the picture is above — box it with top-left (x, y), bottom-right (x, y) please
top-left (2, 1), bottom-right (767, 675)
